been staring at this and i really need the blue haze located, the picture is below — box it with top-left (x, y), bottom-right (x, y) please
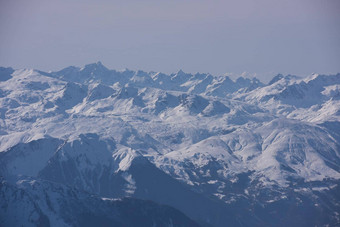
top-left (0, 0), bottom-right (339, 82)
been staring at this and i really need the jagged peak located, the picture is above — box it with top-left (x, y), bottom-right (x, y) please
top-left (267, 74), bottom-right (301, 86)
top-left (81, 61), bottom-right (109, 72)
top-left (177, 69), bottom-right (185, 75)
top-left (268, 74), bottom-right (284, 85)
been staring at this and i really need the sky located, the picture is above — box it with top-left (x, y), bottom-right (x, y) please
top-left (0, 0), bottom-right (339, 82)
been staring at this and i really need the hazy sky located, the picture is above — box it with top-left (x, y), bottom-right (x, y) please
top-left (1, 0), bottom-right (339, 81)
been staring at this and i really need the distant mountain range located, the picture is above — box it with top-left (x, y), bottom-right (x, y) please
top-left (1, 63), bottom-right (339, 226)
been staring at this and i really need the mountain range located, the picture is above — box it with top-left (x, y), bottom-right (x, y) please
top-left (0, 62), bottom-right (339, 226)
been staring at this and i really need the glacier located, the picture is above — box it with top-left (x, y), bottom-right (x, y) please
top-left (0, 62), bottom-right (339, 226)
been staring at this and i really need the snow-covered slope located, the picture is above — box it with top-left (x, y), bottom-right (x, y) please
top-left (0, 63), bottom-right (339, 226)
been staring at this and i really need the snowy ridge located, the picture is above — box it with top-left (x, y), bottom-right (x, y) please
top-left (0, 63), bottom-right (340, 226)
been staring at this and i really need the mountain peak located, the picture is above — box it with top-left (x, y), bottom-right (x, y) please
top-left (177, 69), bottom-right (185, 74)
top-left (268, 73), bottom-right (284, 85)
top-left (82, 61), bottom-right (108, 71)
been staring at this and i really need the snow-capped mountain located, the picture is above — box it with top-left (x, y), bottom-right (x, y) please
top-left (0, 63), bottom-right (339, 226)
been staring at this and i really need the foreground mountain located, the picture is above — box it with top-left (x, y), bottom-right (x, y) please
top-left (0, 177), bottom-right (199, 227)
top-left (0, 63), bottom-right (339, 226)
